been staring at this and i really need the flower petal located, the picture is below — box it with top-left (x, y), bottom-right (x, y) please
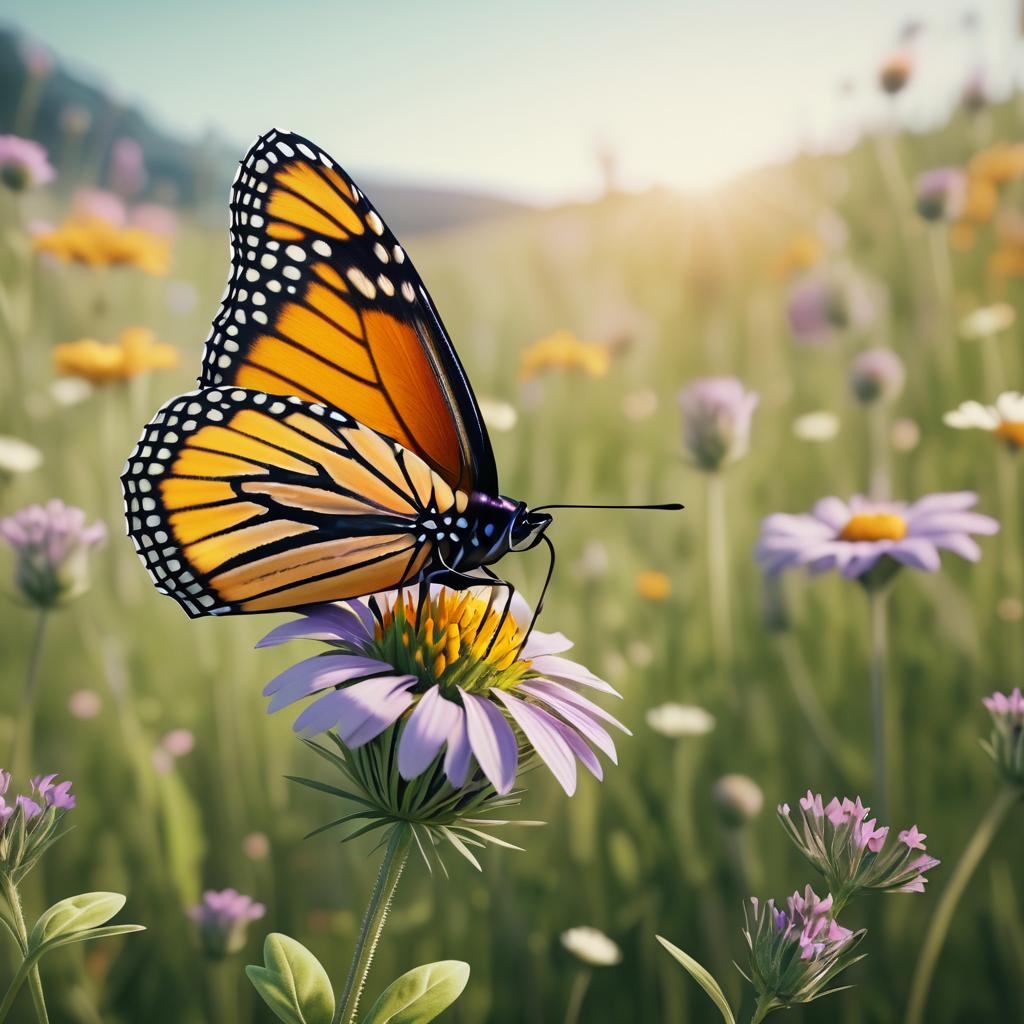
top-left (256, 605), bottom-right (370, 648)
top-left (398, 686), bottom-right (462, 780)
top-left (461, 692), bottom-right (518, 794)
top-left (528, 655), bottom-right (620, 696)
top-left (519, 678), bottom-right (630, 736)
top-left (521, 629), bottom-right (573, 659)
top-left (494, 692), bottom-right (578, 795)
top-left (443, 711), bottom-right (472, 787)
top-left (292, 674), bottom-right (415, 741)
top-left (263, 654), bottom-right (394, 712)
top-left (888, 538), bottom-right (941, 572)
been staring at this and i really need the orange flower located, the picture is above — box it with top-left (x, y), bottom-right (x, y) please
top-left (634, 570), bottom-right (671, 601)
top-left (968, 143), bottom-right (1024, 186)
top-left (961, 176), bottom-right (998, 225)
top-left (53, 327), bottom-right (179, 384)
top-left (519, 329), bottom-right (612, 381)
top-left (34, 215), bottom-right (170, 275)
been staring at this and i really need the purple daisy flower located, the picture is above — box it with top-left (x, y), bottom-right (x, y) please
top-left (258, 586), bottom-right (629, 798)
top-left (0, 135), bottom-right (56, 192)
top-left (754, 492), bottom-right (998, 581)
top-left (188, 888), bottom-right (265, 958)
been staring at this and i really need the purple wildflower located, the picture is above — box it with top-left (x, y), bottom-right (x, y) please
top-left (981, 688), bottom-right (1024, 784)
top-left (0, 771), bottom-right (75, 879)
top-left (109, 138), bottom-right (146, 199)
top-left (754, 492), bottom-right (998, 582)
top-left (849, 347), bottom-right (905, 404)
top-left (915, 168), bottom-right (968, 222)
top-left (1, 499), bottom-right (106, 608)
top-left (0, 135), bottom-right (56, 192)
top-left (677, 377), bottom-right (759, 471)
top-left (259, 587), bottom-right (628, 798)
top-left (779, 793), bottom-right (939, 903)
top-left (188, 888), bottom-right (265, 958)
top-left (786, 267), bottom-right (875, 344)
top-left (744, 885), bottom-right (862, 1009)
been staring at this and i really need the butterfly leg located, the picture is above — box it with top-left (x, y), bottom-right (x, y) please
top-left (423, 560), bottom-right (517, 656)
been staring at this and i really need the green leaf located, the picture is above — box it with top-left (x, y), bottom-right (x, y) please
top-left (361, 960), bottom-right (470, 1024)
top-left (245, 932), bottom-right (335, 1024)
top-left (656, 936), bottom-right (736, 1024)
top-left (29, 892), bottom-right (126, 950)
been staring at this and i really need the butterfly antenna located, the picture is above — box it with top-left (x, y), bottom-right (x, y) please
top-left (531, 501), bottom-right (685, 513)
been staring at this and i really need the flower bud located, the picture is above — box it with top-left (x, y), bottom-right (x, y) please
top-left (849, 348), bottom-right (905, 405)
top-left (879, 50), bottom-right (913, 95)
top-left (981, 688), bottom-right (1024, 786)
top-left (645, 703), bottom-right (715, 739)
top-left (677, 377), bottom-right (759, 472)
top-left (560, 926), bottom-right (622, 966)
top-left (188, 889), bottom-right (265, 958)
top-left (713, 774), bottom-right (764, 825)
top-left (915, 168), bottom-right (968, 222)
top-left (786, 268), bottom-right (875, 344)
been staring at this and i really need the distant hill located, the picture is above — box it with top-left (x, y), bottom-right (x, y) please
top-left (0, 25), bottom-right (532, 236)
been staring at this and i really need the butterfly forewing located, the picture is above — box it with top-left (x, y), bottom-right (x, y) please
top-left (198, 129), bottom-right (497, 495)
top-left (120, 386), bottom-right (472, 617)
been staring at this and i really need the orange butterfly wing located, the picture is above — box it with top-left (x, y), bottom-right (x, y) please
top-left (121, 386), bottom-right (468, 617)
top-left (198, 130), bottom-right (496, 495)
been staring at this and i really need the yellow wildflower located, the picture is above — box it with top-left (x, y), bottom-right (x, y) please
top-left (635, 570), bottom-right (671, 602)
top-left (53, 327), bottom-right (179, 384)
top-left (34, 216), bottom-right (170, 275)
top-left (772, 232), bottom-right (823, 280)
top-left (519, 329), bottom-right (612, 381)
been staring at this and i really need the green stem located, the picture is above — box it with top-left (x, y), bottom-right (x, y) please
top-left (563, 967), bottom-right (591, 1024)
top-left (334, 825), bottom-right (411, 1024)
top-left (868, 587), bottom-right (890, 822)
top-left (0, 876), bottom-right (48, 1023)
top-left (775, 633), bottom-right (866, 784)
top-left (905, 786), bottom-right (1021, 1024)
top-left (706, 472), bottom-right (735, 700)
top-left (11, 611), bottom-right (48, 779)
top-left (867, 403), bottom-right (890, 501)
top-left (750, 991), bottom-right (779, 1023)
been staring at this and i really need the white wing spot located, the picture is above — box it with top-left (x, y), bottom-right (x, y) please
top-left (366, 211), bottom-right (384, 236)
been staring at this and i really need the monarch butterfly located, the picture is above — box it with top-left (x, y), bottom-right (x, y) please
top-left (122, 130), bottom-right (679, 623)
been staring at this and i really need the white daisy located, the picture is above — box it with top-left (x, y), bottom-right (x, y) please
top-left (944, 391), bottom-right (1024, 448)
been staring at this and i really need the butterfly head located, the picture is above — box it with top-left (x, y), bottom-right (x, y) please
top-left (509, 505), bottom-right (553, 552)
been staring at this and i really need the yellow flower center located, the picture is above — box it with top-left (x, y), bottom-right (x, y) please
top-left (373, 590), bottom-right (531, 694)
top-left (995, 421), bottom-right (1024, 448)
top-left (839, 513), bottom-right (908, 542)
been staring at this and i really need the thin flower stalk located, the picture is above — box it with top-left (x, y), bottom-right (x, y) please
top-left (905, 785), bottom-right (1020, 1024)
top-left (334, 824), bottom-right (411, 1024)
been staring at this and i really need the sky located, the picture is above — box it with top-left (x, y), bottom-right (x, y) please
top-left (4, 0), bottom-right (1020, 202)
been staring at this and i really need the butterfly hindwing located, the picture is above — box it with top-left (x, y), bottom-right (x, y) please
top-left (198, 129), bottom-right (497, 495)
top-left (120, 386), bottom-right (472, 617)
